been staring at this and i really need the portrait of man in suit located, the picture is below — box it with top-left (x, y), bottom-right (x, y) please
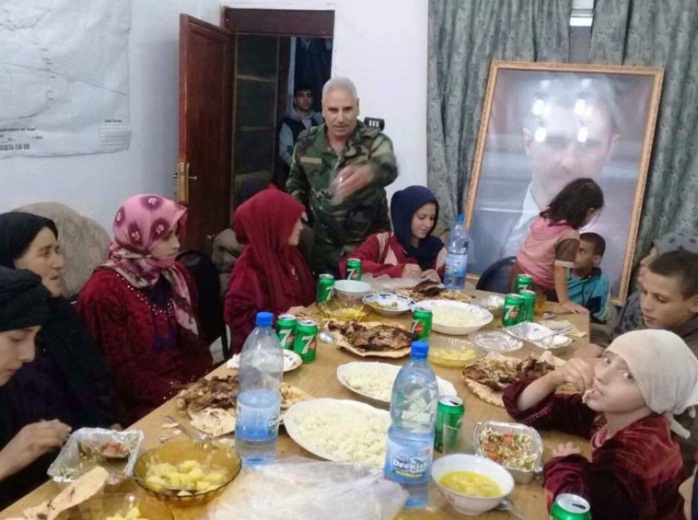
top-left (467, 65), bottom-right (661, 299)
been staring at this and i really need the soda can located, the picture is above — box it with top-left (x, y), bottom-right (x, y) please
top-left (316, 274), bottom-right (335, 302)
top-left (514, 273), bottom-right (533, 294)
top-left (549, 494), bottom-right (591, 520)
top-left (502, 293), bottom-right (524, 326)
top-left (276, 314), bottom-right (297, 350)
top-left (519, 289), bottom-right (536, 322)
top-left (345, 258), bottom-right (362, 280)
top-left (434, 396), bottom-right (465, 453)
top-left (411, 307), bottom-right (433, 340)
top-left (293, 318), bottom-right (318, 362)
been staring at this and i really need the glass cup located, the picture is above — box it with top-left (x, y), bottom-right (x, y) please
top-left (441, 423), bottom-right (468, 455)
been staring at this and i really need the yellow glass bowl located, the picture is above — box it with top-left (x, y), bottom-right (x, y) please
top-left (133, 438), bottom-right (241, 507)
top-left (56, 492), bottom-right (173, 520)
top-left (428, 336), bottom-right (484, 368)
top-left (317, 299), bottom-right (370, 322)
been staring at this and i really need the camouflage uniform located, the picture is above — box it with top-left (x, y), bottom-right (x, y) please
top-left (286, 121), bottom-right (398, 272)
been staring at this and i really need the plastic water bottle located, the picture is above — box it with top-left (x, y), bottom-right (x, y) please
top-left (443, 214), bottom-right (469, 290)
top-left (384, 340), bottom-right (439, 507)
top-left (235, 311), bottom-right (284, 465)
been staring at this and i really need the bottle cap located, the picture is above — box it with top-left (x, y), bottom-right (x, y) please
top-left (456, 214), bottom-right (465, 223)
top-left (411, 340), bottom-right (429, 359)
top-left (255, 311), bottom-right (273, 327)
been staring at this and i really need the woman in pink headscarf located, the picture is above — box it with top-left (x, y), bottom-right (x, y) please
top-left (77, 194), bottom-right (212, 422)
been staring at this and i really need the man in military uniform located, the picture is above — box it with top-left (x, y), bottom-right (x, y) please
top-left (286, 77), bottom-right (398, 275)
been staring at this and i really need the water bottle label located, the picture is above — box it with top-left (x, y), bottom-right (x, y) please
top-left (445, 254), bottom-right (468, 278)
top-left (236, 402), bottom-right (280, 441)
top-left (384, 437), bottom-right (433, 484)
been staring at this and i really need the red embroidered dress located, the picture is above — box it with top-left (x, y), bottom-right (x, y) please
top-left (77, 265), bottom-right (212, 423)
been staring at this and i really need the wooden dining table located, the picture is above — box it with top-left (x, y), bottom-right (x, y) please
top-left (1, 290), bottom-right (590, 520)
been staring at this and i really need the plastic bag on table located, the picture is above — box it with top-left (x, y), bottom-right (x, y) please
top-left (207, 456), bottom-right (408, 520)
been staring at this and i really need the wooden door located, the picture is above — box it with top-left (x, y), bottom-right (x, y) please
top-left (177, 15), bottom-right (233, 249)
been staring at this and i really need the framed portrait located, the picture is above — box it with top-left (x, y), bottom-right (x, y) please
top-left (465, 61), bottom-right (664, 303)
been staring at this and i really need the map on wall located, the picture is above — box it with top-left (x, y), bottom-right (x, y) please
top-left (0, 0), bottom-right (131, 158)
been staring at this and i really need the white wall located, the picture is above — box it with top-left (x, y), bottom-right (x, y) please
top-left (0, 0), bottom-right (428, 230)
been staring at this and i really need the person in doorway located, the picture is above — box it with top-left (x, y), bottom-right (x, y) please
top-left (286, 77), bottom-right (398, 276)
top-left (77, 195), bottom-right (212, 423)
top-left (339, 185), bottom-right (446, 281)
top-left (278, 83), bottom-right (323, 188)
top-left (224, 190), bottom-right (315, 354)
top-left (0, 212), bottom-right (119, 507)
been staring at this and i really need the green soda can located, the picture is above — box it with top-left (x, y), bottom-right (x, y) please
top-left (410, 307), bottom-right (433, 340)
top-left (434, 396), bottom-right (465, 453)
top-left (316, 274), bottom-right (335, 302)
top-left (345, 258), bottom-right (362, 280)
top-left (293, 318), bottom-right (318, 362)
top-left (276, 314), bottom-right (297, 350)
top-left (514, 273), bottom-right (533, 293)
top-left (502, 293), bottom-right (524, 326)
top-left (519, 289), bottom-right (536, 322)
top-left (549, 494), bottom-right (591, 520)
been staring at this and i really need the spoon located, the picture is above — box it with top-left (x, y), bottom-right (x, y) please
top-left (164, 414), bottom-right (208, 441)
top-left (496, 498), bottom-right (527, 519)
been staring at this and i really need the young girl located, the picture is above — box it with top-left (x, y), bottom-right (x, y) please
top-left (339, 186), bottom-right (446, 281)
top-left (503, 330), bottom-right (698, 519)
top-left (77, 195), bottom-right (212, 422)
top-left (513, 178), bottom-right (604, 314)
top-left (224, 190), bottom-right (315, 354)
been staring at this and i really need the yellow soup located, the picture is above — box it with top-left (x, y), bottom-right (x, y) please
top-left (439, 470), bottom-right (501, 498)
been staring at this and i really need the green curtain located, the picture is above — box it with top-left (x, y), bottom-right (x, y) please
top-left (590, 0), bottom-right (698, 259)
top-left (427, 0), bottom-right (571, 229)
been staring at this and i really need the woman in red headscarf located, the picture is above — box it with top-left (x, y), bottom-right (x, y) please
top-left (77, 194), bottom-right (212, 422)
top-left (224, 190), bottom-right (315, 354)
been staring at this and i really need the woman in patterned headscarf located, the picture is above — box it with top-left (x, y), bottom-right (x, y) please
top-left (77, 194), bottom-right (212, 422)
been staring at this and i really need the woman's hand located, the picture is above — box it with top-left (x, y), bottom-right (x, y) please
top-left (560, 300), bottom-right (590, 314)
top-left (0, 420), bottom-right (71, 481)
top-left (402, 264), bottom-right (422, 279)
top-left (552, 442), bottom-right (583, 458)
top-left (420, 269), bottom-right (441, 282)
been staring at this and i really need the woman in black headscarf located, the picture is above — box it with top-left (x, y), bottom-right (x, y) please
top-left (0, 212), bottom-right (119, 508)
top-left (338, 186), bottom-right (446, 280)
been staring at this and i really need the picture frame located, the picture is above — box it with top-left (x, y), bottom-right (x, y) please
top-left (465, 61), bottom-right (664, 303)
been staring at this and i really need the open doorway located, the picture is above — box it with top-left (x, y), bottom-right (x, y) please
top-left (177, 9), bottom-right (334, 249)
top-left (232, 34), bottom-right (332, 193)
top-left (223, 9), bottom-right (334, 201)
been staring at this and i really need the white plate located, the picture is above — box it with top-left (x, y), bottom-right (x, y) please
top-left (226, 349), bottom-right (302, 373)
top-left (283, 398), bottom-right (389, 466)
top-left (336, 361), bottom-right (457, 404)
top-left (414, 300), bottom-right (493, 335)
top-left (362, 292), bottom-right (415, 316)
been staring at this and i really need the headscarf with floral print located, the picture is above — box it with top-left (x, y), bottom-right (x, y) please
top-left (102, 194), bottom-right (197, 334)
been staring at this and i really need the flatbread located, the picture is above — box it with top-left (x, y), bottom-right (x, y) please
top-left (328, 320), bottom-right (412, 359)
top-left (462, 352), bottom-right (562, 408)
top-left (280, 383), bottom-right (314, 410)
top-left (395, 280), bottom-right (472, 303)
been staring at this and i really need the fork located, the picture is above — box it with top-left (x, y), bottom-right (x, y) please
top-left (164, 414), bottom-right (208, 441)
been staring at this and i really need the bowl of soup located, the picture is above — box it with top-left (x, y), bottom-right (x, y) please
top-left (432, 454), bottom-right (514, 515)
